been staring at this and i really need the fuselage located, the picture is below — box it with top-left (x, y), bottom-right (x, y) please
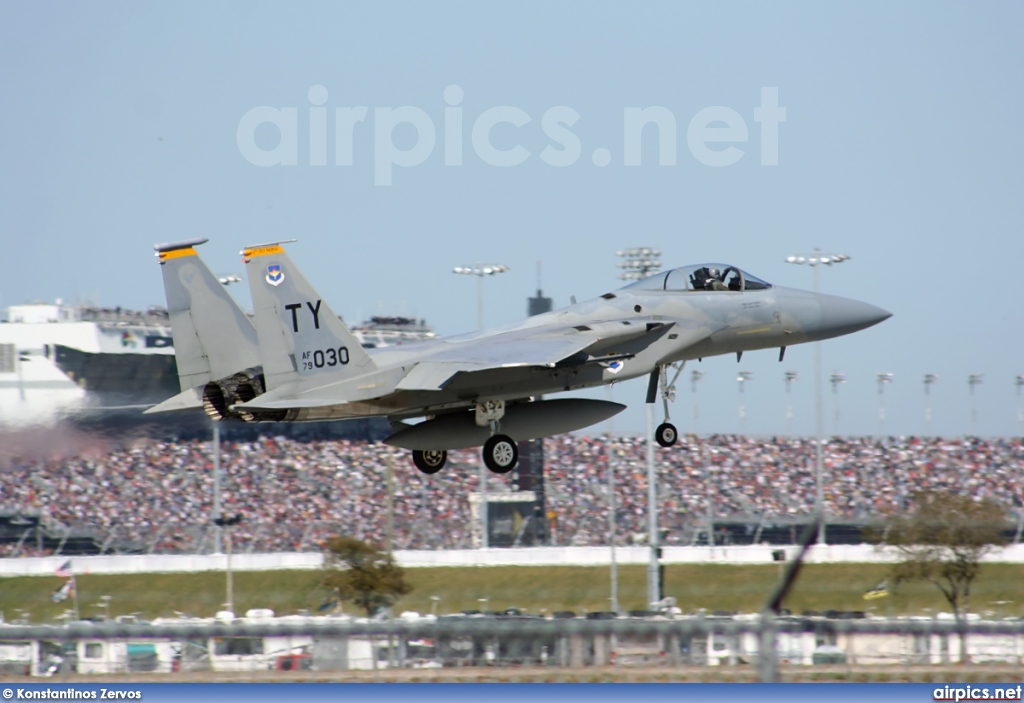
top-left (267, 267), bottom-right (890, 423)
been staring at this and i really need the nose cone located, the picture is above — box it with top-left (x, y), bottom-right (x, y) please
top-left (816, 293), bottom-right (892, 340)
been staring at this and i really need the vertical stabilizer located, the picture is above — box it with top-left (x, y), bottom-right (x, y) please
top-left (154, 238), bottom-right (262, 391)
top-left (242, 241), bottom-right (375, 391)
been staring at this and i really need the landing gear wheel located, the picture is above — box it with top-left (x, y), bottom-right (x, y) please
top-left (412, 449), bottom-right (448, 475)
top-left (655, 422), bottom-right (678, 448)
top-left (483, 434), bottom-right (518, 473)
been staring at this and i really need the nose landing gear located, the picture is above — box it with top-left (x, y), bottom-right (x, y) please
top-left (649, 362), bottom-right (685, 448)
top-left (655, 422), bottom-right (678, 448)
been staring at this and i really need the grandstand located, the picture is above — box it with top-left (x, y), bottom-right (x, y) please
top-left (2, 431), bottom-right (1022, 557)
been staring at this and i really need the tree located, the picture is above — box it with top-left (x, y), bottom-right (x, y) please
top-left (322, 536), bottom-right (412, 617)
top-left (880, 491), bottom-right (1010, 662)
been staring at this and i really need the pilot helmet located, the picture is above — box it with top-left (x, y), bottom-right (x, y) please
top-left (707, 267), bottom-right (720, 279)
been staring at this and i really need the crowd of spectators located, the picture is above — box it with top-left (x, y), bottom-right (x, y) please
top-left (1, 432), bottom-right (1022, 556)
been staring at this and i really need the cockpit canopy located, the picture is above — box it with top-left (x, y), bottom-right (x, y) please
top-left (622, 264), bottom-right (772, 292)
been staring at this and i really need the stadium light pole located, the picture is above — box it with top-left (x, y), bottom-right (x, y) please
top-left (213, 514), bottom-right (242, 614)
top-left (607, 436), bottom-right (619, 615)
top-left (385, 453), bottom-right (395, 553)
top-left (830, 372), bottom-right (846, 433)
top-left (212, 424), bottom-right (222, 554)
top-left (645, 400), bottom-right (661, 607)
top-left (452, 263), bottom-right (510, 331)
top-left (877, 373), bottom-right (893, 436)
top-left (705, 446), bottom-right (715, 548)
top-left (452, 263), bottom-right (509, 551)
top-left (785, 249), bottom-right (850, 546)
top-left (607, 250), bottom-right (664, 612)
top-left (616, 248), bottom-right (664, 609)
top-left (737, 371), bottom-right (753, 435)
top-left (784, 371), bottom-right (798, 435)
top-left (968, 373), bottom-right (983, 436)
top-left (923, 374), bottom-right (938, 436)
top-left (209, 274), bottom-right (244, 556)
top-left (1016, 375), bottom-right (1024, 429)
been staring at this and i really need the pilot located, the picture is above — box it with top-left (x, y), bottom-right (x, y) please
top-left (706, 268), bottom-right (728, 291)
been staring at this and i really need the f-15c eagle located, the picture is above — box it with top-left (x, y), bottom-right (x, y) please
top-left (147, 239), bottom-right (890, 474)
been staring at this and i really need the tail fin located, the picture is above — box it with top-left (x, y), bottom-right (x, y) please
top-left (154, 238), bottom-right (262, 391)
top-left (242, 241), bottom-right (375, 392)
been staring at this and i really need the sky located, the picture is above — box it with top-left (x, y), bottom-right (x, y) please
top-left (1, 1), bottom-right (1022, 438)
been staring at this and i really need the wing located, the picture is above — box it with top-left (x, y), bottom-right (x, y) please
top-left (394, 318), bottom-right (704, 391)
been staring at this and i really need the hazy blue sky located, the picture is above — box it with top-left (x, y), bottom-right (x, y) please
top-left (2, 2), bottom-right (1022, 437)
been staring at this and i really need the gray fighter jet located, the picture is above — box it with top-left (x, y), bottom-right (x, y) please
top-left (148, 239), bottom-right (890, 474)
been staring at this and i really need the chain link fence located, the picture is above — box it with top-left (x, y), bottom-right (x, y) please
top-left (3, 614), bottom-right (1023, 682)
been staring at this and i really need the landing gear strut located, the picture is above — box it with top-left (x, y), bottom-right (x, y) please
top-left (476, 400), bottom-right (519, 473)
top-left (412, 449), bottom-right (448, 475)
top-left (649, 362), bottom-right (685, 448)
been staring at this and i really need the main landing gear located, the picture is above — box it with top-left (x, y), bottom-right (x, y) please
top-left (412, 449), bottom-right (447, 475)
top-left (408, 400), bottom-right (520, 475)
top-left (410, 435), bottom-right (520, 475)
top-left (483, 434), bottom-right (518, 474)
top-left (477, 399), bottom-right (518, 473)
top-left (649, 362), bottom-right (686, 448)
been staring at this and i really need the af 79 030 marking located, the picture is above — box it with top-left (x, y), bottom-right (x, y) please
top-left (302, 346), bottom-right (350, 370)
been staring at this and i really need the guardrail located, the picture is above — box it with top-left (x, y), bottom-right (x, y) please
top-left (7, 544), bottom-right (1024, 577)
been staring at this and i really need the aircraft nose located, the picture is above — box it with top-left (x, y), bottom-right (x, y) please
top-left (817, 294), bottom-right (892, 338)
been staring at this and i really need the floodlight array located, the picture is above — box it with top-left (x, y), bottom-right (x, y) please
top-left (616, 247), bottom-right (662, 281)
top-left (452, 264), bottom-right (510, 277)
top-left (785, 253), bottom-right (851, 266)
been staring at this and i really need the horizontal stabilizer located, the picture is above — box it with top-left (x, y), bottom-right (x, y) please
top-left (384, 398), bottom-right (626, 450)
top-left (142, 386), bottom-right (204, 414)
top-left (234, 396), bottom-right (349, 410)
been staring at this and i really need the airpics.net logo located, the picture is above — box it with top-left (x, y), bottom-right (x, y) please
top-left (236, 85), bottom-right (786, 186)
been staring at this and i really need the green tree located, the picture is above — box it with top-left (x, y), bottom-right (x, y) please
top-left (880, 491), bottom-right (1010, 662)
top-left (322, 536), bottom-right (412, 616)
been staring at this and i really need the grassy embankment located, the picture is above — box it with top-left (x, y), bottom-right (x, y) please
top-left (3, 563), bottom-right (1024, 622)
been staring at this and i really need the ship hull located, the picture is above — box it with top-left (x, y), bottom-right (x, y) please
top-left (54, 345), bottom-right (179, 397)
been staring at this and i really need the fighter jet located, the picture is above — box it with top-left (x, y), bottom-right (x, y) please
top-left (149, 239), bottom-right (890, 475)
